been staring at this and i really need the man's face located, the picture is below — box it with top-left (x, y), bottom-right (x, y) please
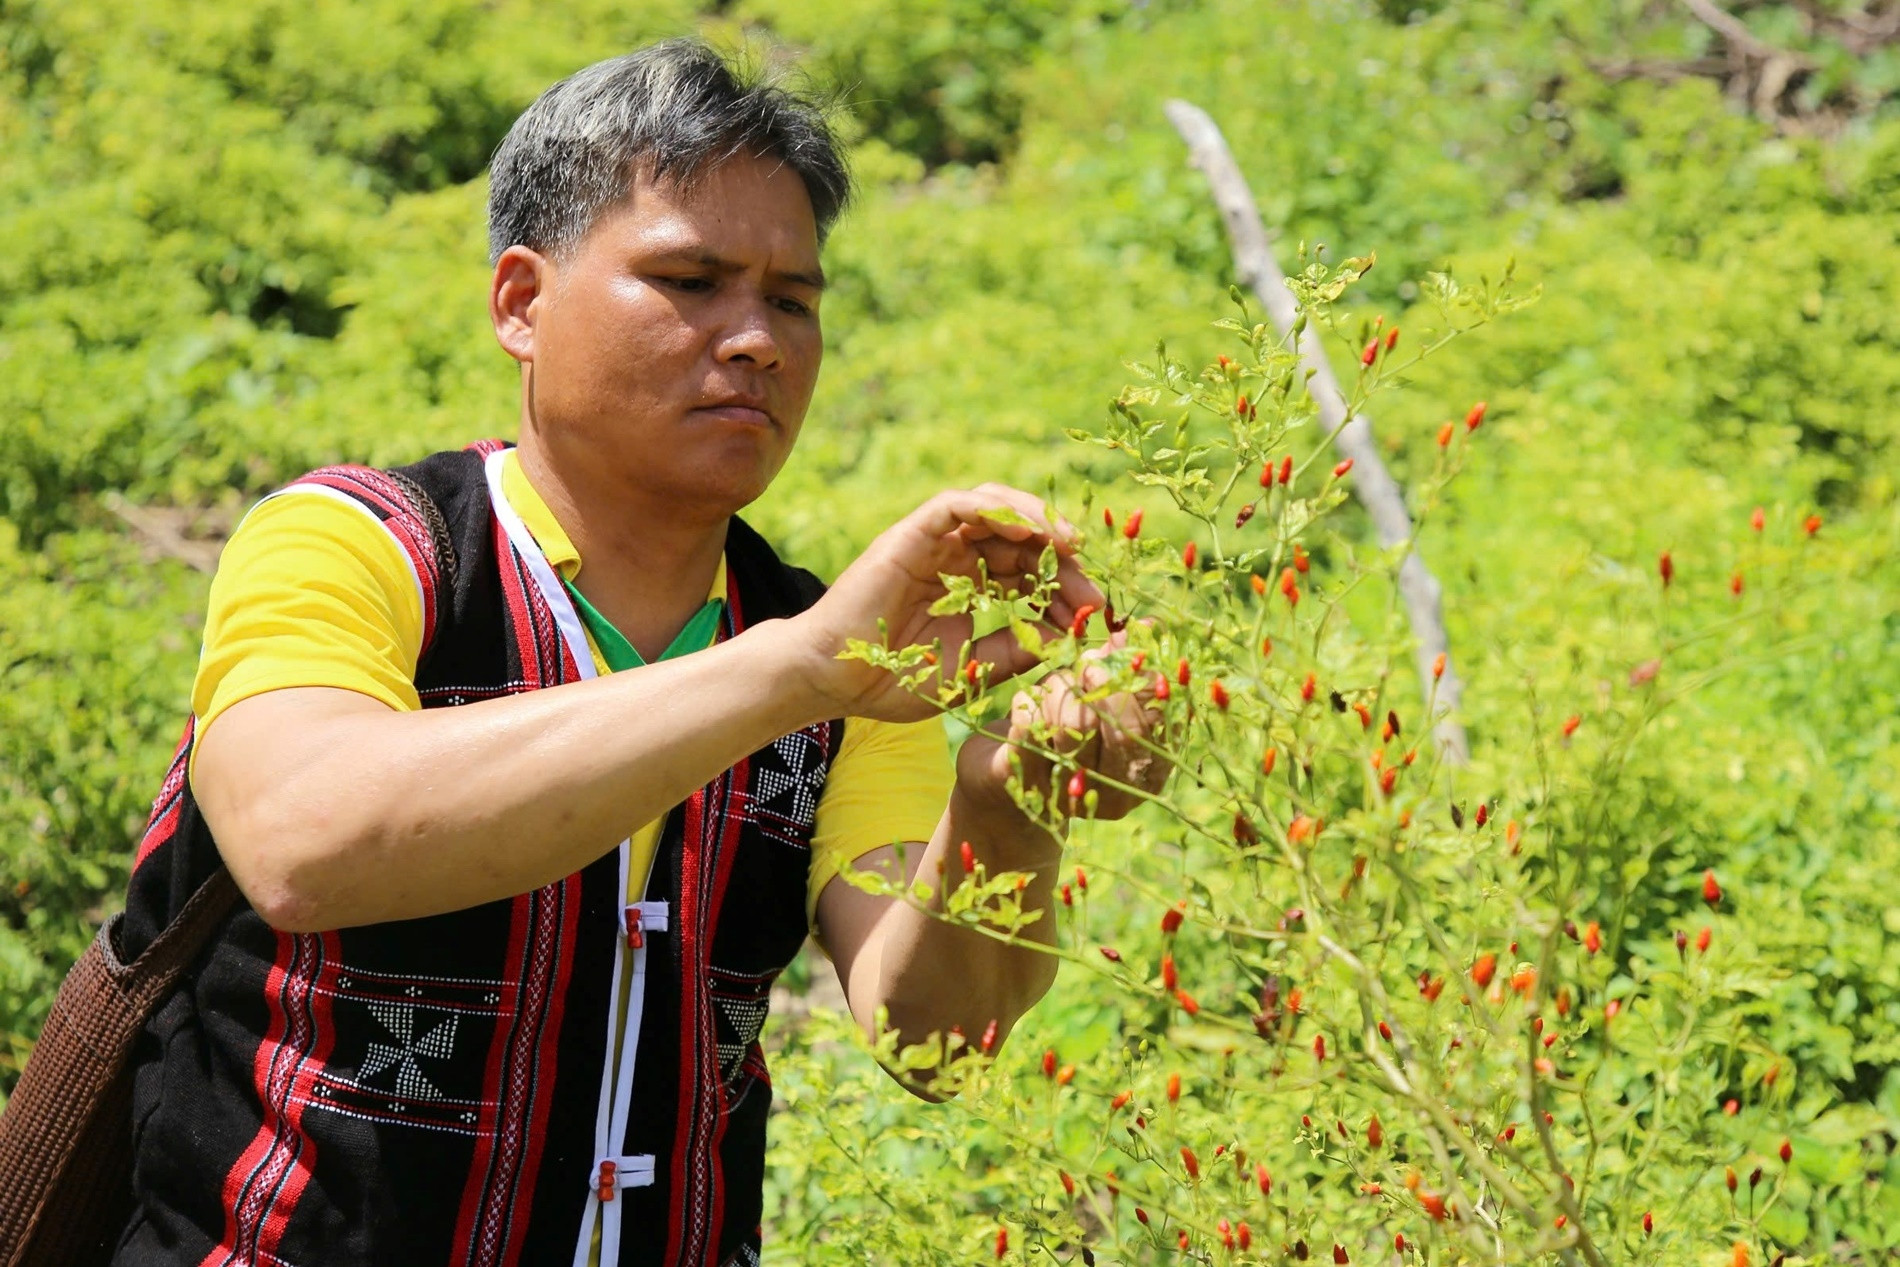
top-left (514, 152), bottom-right (825, 517)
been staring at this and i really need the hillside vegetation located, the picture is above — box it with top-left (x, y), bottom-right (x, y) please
top-left (2, 0), bottom-right (1896, 1261)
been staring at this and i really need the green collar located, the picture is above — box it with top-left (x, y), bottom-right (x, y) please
top-left (561, 579), bottom-right (724, 672)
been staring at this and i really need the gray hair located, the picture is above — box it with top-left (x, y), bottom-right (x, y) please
top-left (487, 39), bottom-right (852, 265)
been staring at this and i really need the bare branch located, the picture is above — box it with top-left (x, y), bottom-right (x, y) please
top-left (1162, 98), bottom-right (1469, 764)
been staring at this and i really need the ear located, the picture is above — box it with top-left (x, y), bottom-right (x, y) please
top-left (490, 245), bottom-right (552, 365)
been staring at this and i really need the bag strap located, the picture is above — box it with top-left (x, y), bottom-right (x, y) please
top-left (0, 871), bottom-right (241, 1266)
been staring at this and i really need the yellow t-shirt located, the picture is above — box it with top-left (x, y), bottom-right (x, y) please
top-left (190, 450), bottom-right (953, 933)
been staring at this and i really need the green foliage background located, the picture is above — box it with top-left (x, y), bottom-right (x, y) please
top-left (1, 0), bottom-right (1896, 1259)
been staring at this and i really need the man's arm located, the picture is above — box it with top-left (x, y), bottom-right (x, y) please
top-left (817, 778), bottom-right (1063, 1101)
top-left (816, 641), bottom-right (1167, 1098)
top-left (197, 483), bottom-right (1101, 932)
top-left (195, 632), bottom-right (825, 931)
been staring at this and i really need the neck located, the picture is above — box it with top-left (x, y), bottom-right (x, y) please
top-left (514, 434), bottom-right (728, 665)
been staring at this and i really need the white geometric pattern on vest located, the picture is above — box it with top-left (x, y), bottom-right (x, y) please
top-left (360, 999), bottom-right (459, 1101)
top-left (714, 994), bottom-right (771, 1083)
top-left (752, 732), bottom-right (828, 829)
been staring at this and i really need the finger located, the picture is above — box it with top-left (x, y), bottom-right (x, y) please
top-left (905, 489), bottom-right (1048, 548)
top-left (969, 482), bottom-right (1083, 554)
top-left (1047, 551), bottom-right (1106, 617)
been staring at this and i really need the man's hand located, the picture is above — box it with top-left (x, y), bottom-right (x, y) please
top-left (788, 483), bottom-right (1103, 722)
top-left (955, 627), bottom-right (1173, 826)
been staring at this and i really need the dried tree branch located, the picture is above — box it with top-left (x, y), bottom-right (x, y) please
top-left (103, 494), bottom-right (224, 574)
top-left (1163, 98), bottom-right (1469, 764)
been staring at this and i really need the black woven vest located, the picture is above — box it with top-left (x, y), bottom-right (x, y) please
top-left (113, 442), bottom-right (843, 1267)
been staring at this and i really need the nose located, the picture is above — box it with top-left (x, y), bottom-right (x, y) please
top-left (712, 295), bottom-right (784, 371)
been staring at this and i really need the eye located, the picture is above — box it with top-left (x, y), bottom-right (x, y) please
top-left (775, 297), bottom-right (813, 317)
top-left (658, 275), bottom-right (713, 293)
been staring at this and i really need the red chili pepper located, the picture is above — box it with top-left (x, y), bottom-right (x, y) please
top-left (1658, 550), bottom-right (1674, 588)
top-left (1367, 1114), bottom-right (1383, 1148)
top-left (1210, 679), bottom-right (1230, 710)
top-left (1697, 926), bottom-right (1712, 953)
top-left (1702, 869), bottom-right (1722, 906)
top-left (1779, 1138), bottom-right (1792, 1162)
top-left (1377, 1020), bottom-right (1393, 1042)
top-left (1352, 702), bottom-right (1371, 729)
top-left (1181, 1146), bottom-right (1200, 1180)
top-left (1238, 1223), bottom-right (1252, 1250)
top-left (1262, 748), bottom-right (1277, 775)
top-left (1471, 953), bottom-right (1497, 988)
top-left (1288, 814), bottom-right (1318, 844)
top-left (1293, 543), bottom-right (1310, 573)
top-left (1361, 340), bottom-right (1379, 367)
top-left (1333, 458), bottom-right (1354, 478)
top-left (1102, 508), bottom-right (1114, 531)
top-left (1420, 1192), bottom-right (1447, 1221)
top-left (1280, 568), bottom-right (1299, 606)
top-left (1235, 502), bottom-right (1256, 529)
top-left (1726, 1165), bottom-right (1738, 1192)
top-left (1313, 1033), bottom-right (1326, 1061)
top-left (1562, 714), bottom-right (1581, 738)
top-left (959, 840), bottom-right (975, 873)
top-left (1059, 884), bottom-right (1072, 907)
top-left (1750, 506), bottom-right (1765, 532)
top-left (1642, 1211), bottom-right (1654, 1235)
top-left (1260, 462), bottom-right (1275, 488)
top-left (1153, 672), bottom-right (1170, 701)
top-left (1178, 1231), bottom-right (1190, 1251)
top-left (1584, 921), bottom-right (1601, 954)
top-left (1176, 657), bottom-right (1191, 686)
top-left (965, 659), bottom-right (981, 686)
top-left (1041, 1048), bottom-right (1057, 1078)
top-left (1075, 865), bottom-right (1087, 891)
top-left (1161, 952), bottom-right (1177, 991)
top-left (1437, 421), bottom-right (1455, 448)
top-left (980, 1018), bottom-right (998, 1054)
top-left (1334, 1244), bottom-right (1350, 1264)
top-left (1166, 1072), bottom-right (1181, 1102)
top-left (1386, 327), bottom-right (1400, 352)
top-left (1804, 513), bottom-right (1822, 536)
top-left (1465, 400), bottom-right (1486, 430)
top-left (1174, 988), bottom-right (1199, 1015)
top-left (1161, 903), bottom-right (1183, 934)
top-left (1251, 573), bottom-right (1267, 596)
top-left (1302, 672), bottom-right (1317, 703)
top-left (1135, 1208), bottom-right (1148, 1226)
top-left (1069, 603), bottom-right (1096, 637)
top-left (1394, 1233), bottom-right (1407, 1253)
top-left (1100, 946), bottom-right (1121, 963)
top-left (1604, 998), bottom-right (1622, 1022)
top-left (995, 1226), bottom-right (1007, 1260)
top-left (1731, 571), bottom-right (1744, 597)
top-left (1122, 509), bottom-right (1143, 540)
top-left (1379, 767), bottom-right (1398, 796)
top-left (1431, 652), bottom-right (1446, 680)
top-left (1067, 770), bottom-right (1087, 803)
top-left (1181, 541), bottom-right (1197, 568)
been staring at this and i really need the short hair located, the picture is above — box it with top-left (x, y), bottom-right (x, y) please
top-left (486, 38), bottom-right (852, 265)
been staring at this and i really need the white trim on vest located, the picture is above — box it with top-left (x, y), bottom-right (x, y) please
top-left (482, 450), bottom-right (666, 1267)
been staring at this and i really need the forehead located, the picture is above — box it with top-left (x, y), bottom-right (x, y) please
top-left (584, 152), bottom-right (820, 266)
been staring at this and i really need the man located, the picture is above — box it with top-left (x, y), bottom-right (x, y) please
top-left (113, 38), bottom-right (1163, 1267)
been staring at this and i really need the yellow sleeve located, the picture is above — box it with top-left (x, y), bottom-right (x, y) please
top-left (805, 716), bottom-right (956, 936)
top-left (189, 491), bottom-right (426, 785)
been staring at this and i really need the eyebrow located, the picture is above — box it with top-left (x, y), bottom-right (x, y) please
top-left (644, 248), bottom-right (826, 292)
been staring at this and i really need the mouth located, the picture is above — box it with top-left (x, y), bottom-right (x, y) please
top-left (694, 396), bottom-right (775, 427)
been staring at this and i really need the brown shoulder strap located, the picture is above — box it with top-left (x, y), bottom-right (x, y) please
top-left (0, 868), bottom-right (241, 1267)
